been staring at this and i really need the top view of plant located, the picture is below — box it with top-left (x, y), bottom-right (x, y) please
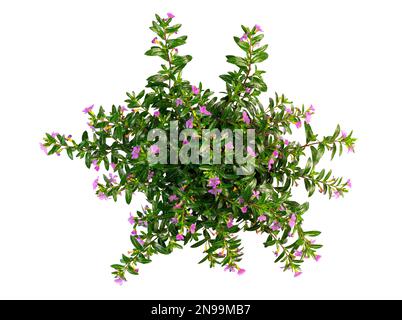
top-left (40, 13), bottom-right (356, 284)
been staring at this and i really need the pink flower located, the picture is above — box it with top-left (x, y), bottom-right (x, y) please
top-left (245, 87), bottom-right (251, 93)
top-left (82, 104), bottom-right (94, 114)
top-left (153, 110), bottom-right (160, 117)
top-left (238, 197), bottom-right (244, 204)
top-left (190, 223), bottom-right (196, 234)
top-left (130, 229), bottom-right (137, 236)
top-left (272, 150), bottom-right (279, 158)
top-left (241, 206), bottom-right (248, 213)
top-left (176, 98), bottom-right (183, 106)
top-left (285, 107), bottom-right (293, 114)
top-left (169, 194), bottom-right (179, 202)
top-left (92, 160), bottom-right (100, 171)
top-left (294, 271), bottom-right (302, 278)
top-left (131, 146), bottom-right (140, 159)
top-left (333, 191), bottom-right (340, 199)
top-left (289, 214), bottom-right (297, 228)
top-left (185, 118), bottom-right (193, 128)
top-left (92, 177), bottom-right (99, 190)
top-left (255, 24), bottom-right (263, 32)
top-left (208, 177), bottom-right (221, 187)
top-left (51, 131), bottom-right (59, 138)
top-left (348, 145), bottom-right (355, 153)
top-left (176, 234), bottom-right (184, 241)
top-left (271, 220), bottom-right (281, 231)
top-left (39, 143), bottom-right (48, 155)
top-left (147, 171), bottom-right (154, 181)
top-left (173, 203), bottom-right (182, 209)
top-left (110, 162), bottom-right (116, 171)
top-left (347, 179), bottom-right (352, 188)
top-left (305, 112), bottom-right (312, 124)
top-left (167, 12), bottom-right (175, 19)
top-left (257, 215), bottom-right (266, 222)
top-left (208, 188), bottom-right (222, 196)
top-left (119, 105), bottom-right (128, 113)
top-left (240, 33), bottom-right (248, 42)
top-left (183, 139), bottom-right (189, 145)
top-left (171, 217), bottom-right (178, 224)
top-left (108, 173), bottom-right (117, 184)
top-left (151, 37), bottom-right (158, 44)
top-left (315, 255), bottom-right (322, 262)
top-left (309, 104), bottom-right (315, 112)
top-left (199, 105), bottom-right (211, 116)
top-left (252, 190), bottom-right (260, 199)
top-left (136, 237), bottom-right (145, 245)
top-left (227, 217), bottom-right (234, 228)
top-left (149, 144), bottom-right (160, 154)
top-left (237, 268), bottom-right (246, 275)
top-left (283, 139), bottom-right (289, 146)
top-left (225, 142), bottom-right (234, 150)
top-left (247, 146), bottom-right (256, 157)
top-left (114, 277), bottom-right (125, 286)
top-left (191, 85), bottom-right (200, 95)
top-left (242, 111), bottom-right (250, 125)
top-left (295, 250), bottom-right (303, 257)
top-left (98, 192), bottom-right (107, 200)
top-left (224, 265), bottom-right (236, 272)
top-left (341, 130), bottom-right (348, 139)
top-left (128, 212), bottom-right (135, 225)
top-left (295, 121), bottom-right (302, 129)
top-left (268, 158), bottom-right (275, 171)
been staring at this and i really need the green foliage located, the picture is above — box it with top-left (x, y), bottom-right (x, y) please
top-left (41, 14), bottom-right (356, 281)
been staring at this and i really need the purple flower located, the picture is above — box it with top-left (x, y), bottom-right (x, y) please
top-left (208, 177), bottom-right (221, 187)
top-left (245, 87), bottom-right (251, 93)
top-left (208, 188), bottom-right (222, 196)
top-left (271, 220), bottom-right (281, 231)
top-left (119, 105), bottom-right (128, 113)
top-left (315, 255), bottom-right (322, 262)
top-left (82, 104), bottom-right (94, 114)
top-left (110, 162), bottom-right (116, 171)
top-left (51, 131), bottom-right (59, 138)
top-left (192, 85), bottom-right (200, 95)
top-left (87, 122), bottom-right (95, 131)
top-left (92, 160), bottom-right (100, 171)
top-left (98, 192), bottom-right (107, 200)
top-left (131, 146), bottom-right (140, 159)
top-left (309, 104), bottom-right (316, 112)
top-left (183, 139), bottom-right (189, 145)
top-left (190, 223), bottom-right (196, 234)
top-left (185, 118), bottom-right (193, 129)
top-left (169, 194), bottom-right (179, 202)
top-left (246, 146), bottom-right (256, 157)
top-left (342, 130), bottom-right (348, 139)
top-left (272, 150), bottom-right (279, 158)
top-left (227, 217), bottom-right (234, 228)
top-left (137, 237), bottom-right (145, 245)
top-left (268, 158), bottom-right (275, 171)
top-left (242, 111), bottom-right (250, 125)
top-left (305, 112), bottom-right (312, 124)
top-left (176, 234), bottom-right (184, 241)
top-left (257, 215), bottom-right (266, 222)
top-left (240, 33), bottom-right (248, 42)
top-left (333, 191), bottom-right (341, 199)
top-left (39, 143), bottom-right (48, 155)
top-left (294, 271), bottom-right (302, 278)
top-left (131, 229), bottom-right (137, 236)
top-left (255, 24), bottom-right (263, 32)
top-left (147, 171), bottom-right (154, 181)
top-left (285, 107), bottom-right (293, 114)
top-left (114, 277), bottom-right (125, 286)
top-left (241, 206), bottom-right (248, 213)
top-left (153, 110), bottom-right (160, 117)
top-left (173, 203), bottom-right (182, 209)
top-left (108, 173), bottom-right (118, 184)
top-left (171, 217), bottom-right (178, 224)
top-left (199, 105), bottom-right (212, 116)
top-left (176, 98), bottom-right (183, 106)
top-left (289, 214), bottom-right (297, 228)
top-left (295, 121), bottom-right (302, 129)
top-left (149, 144), bottom-right (160, 154)
top-left (152, 37), bottom-right (158, 44)
top-left (128, 213), bottom-right (135, 225)
top-left (295, 250), bottom-right (303, 257)
top-left (252, 190), bottom-right (260, 199)
top-left (237, 268), bottom-right (246, 275)
top-left (347, 179), bottom-right (352, 188)
top-left (283, 139), bottom-right (289, 146)
top-left (167, 12), bottom-right (175, 19)
top-left (224, 265), bottom-right (236, 272)
top-left (92, 177), bottom-right (99, 190)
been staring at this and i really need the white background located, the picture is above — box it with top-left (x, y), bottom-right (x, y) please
top-left (1, 0), bottom-right (401, 299)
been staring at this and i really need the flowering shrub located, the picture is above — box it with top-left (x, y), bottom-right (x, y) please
top-left (41, 13), bottom-right (355, 284)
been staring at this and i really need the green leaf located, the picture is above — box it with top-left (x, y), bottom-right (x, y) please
top-left (167, 36), bottom-right (187, 49)
top-left (125, 187), bottom-right (133, 204)
top-left (145, 47), bottom-right (168, 60)
top-left (252, 51), bottom-right (268, 63)
top-left (67, 148), bottom-right (73, 160)
top-left (191, 239), bottom-right (207, 248)
top-left (226, 55), bottom-right (248, 68)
